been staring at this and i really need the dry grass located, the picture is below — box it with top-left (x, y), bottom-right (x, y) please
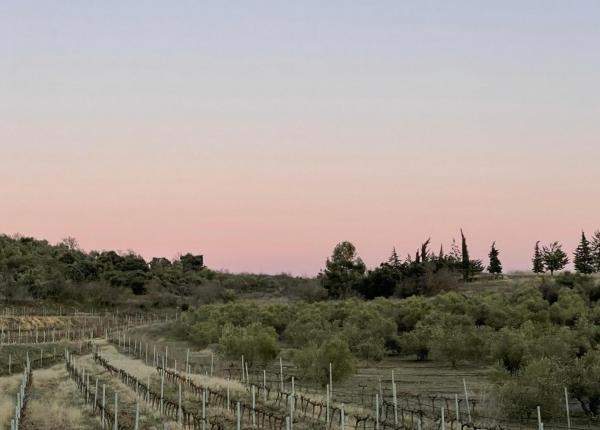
top-left (0, 373), bottom-right (22, 427)
top-left (23, 364), bottom-right (98, 430)
top-left (92, 341), bottom-right (156, 380)
top-left (188, 373), bottom-right (246, 397)
top-left (0, 315), bottom-right (105, 330)
top-left (93, 340), bottom-right (248, 397)
top-left (0, 316), bottom-right (67, 330)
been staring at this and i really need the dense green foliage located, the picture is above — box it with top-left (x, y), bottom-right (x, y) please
top-left (219, 323), bottom-right (280, 365)
top-left (177, 274), bottom-right (600, 416)
top-left (322, 236), bottom-right (484, 301)
top-left (293, 337), bottom-right (355, 385)
top-left (0, 234), bottom-right (319, 306)
top-left (4, 231), bottom-right (599, 308)
top-left (0, 234), bottom-right (205, 300)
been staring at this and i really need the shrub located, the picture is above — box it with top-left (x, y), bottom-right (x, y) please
top-left (342, 306), bottom-right (396, 361)
top-left (563, 349), bottom-right (600, 417)
top-left (497, 358), bottom-right (564, 419)
top-left (218, 323), bottom-right (280, 366)
top-left (491, 328), bottom-right (527, 373)
top-left (354, 339), bottom-right (386, 363)
top-left (293, 337), bottom-right (354, 385)
top-left (189, 321), bottom-right (221, 347)
top-left (283, 306), bottom-right (330, 348)
top-left (399, 323), bottom-right (433, 361)
top-left (550, 289), bottom-right (587, 326)
top-left (429, 324), bottom-right (489, 368)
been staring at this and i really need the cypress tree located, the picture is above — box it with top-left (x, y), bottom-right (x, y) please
top-left (460, 229), bottom-right (470, 282)
top-left (574, 231), bottom-right (594, 274)
top-left (487, 242), bottom-right (502, 277)
top-left (591, 230), bottom-right (600, 273)
top-left (420, 238), bottom-right (431, 262)
top-left (532, 241), bottom-right (545, 274)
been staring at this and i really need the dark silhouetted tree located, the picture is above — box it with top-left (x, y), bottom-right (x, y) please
top-left (574, 232), bottom-right (594, 274)
top-left (420, 238), bottom-right (431, 262)
top-left (461, 229), bottom-right (470, 282)
top-left (470, 259), bottom-right (485, 275)
top-left (321, 241), bottom-right (366, 299)
top-left (388, 247), bottom-right (401, 268)
top-left (532, 241), bottom-right (545, 274)
top-left (542, 242), bottom-right (569, 276)
top-left (359, 263), bottom-right (400, 299)
top-left (180, 253), bottom-right (204, 272)
top-left (487, 242), bottom-right (503, 277)
top-left (590, 230), bottom-right (600, 273)
top-left (449, 238), bottom-right (461, 263)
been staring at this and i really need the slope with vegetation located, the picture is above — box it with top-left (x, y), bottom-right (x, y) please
top-left (176, 272), bottom-right (600, 419)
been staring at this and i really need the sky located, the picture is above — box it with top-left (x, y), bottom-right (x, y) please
top-left (1, 1), bottom-right (599, 275)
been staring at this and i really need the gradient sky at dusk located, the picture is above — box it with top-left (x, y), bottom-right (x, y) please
top-left (2, 1), bottom-right (599, 275)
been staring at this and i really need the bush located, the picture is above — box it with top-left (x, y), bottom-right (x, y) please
top-left (399, 324), bottom-right (433, 361)
top-left (429, 323), bottom-right (489, 368)
top-left (293, 337), bottom-right (354, 386)
top-left (219, 323), bottom-right (280, 366)
top-left (550, 289), bottom-right (587, 326)
top-left (188, 321), bottom-right (221, 347)
top-left (342, 306), bottom-right (396, 361)
top-left (563, 349), bottom-right (600, 416)
top-left (491, 328), bottom-right (527, 373)
top-left (497, 358), bottom-right (564, 419)
top-left (354, 339), bottom-right (386, 362)
top-left (283, 306), bottom-right (330, 348)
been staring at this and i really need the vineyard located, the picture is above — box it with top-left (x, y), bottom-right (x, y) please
top-left (0, 302), bottom-right (595, 430)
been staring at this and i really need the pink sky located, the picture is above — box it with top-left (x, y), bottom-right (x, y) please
top-left (2, 133), bottom-right (598, 275)
top-left (2, 2), bottom-right (599, 275)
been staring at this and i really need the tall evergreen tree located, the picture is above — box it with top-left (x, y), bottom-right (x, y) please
top-left (487, 242), bottom-right (502, 277)
top-left (574, 231), bottom-right (594, 274)
top-left (388, 247), bottom-right (402, 268)
top-left (532, 241), bottom-right (545, 274)
top-left (542, 241), bottom-right (569, 276)
top-left (420, 238), bottom-right (431, 262)
top-left (460, 229), bottom-right (470, 282)
top-left (591, 230), bottom-right (600, 273)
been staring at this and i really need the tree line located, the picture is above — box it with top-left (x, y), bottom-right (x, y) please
top-left (2, 230), bottom-right (599, 304)
top-left (0, 234), bottom-right (206, 301)
top-left (532, 231), bottom-right (600, 275)
top-left (0, 233), bottom-right (320, 306)
top-left (319, 230), bottom-right (495, 300)
top-left (321, 229), bottom-right (600, 300)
